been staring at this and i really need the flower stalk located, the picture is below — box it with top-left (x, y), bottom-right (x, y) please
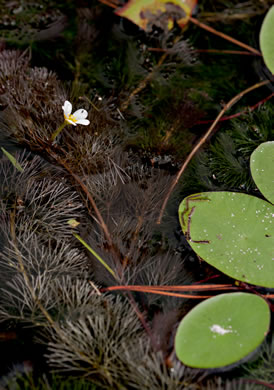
top-left (50, 121), bottom-right (67, 142)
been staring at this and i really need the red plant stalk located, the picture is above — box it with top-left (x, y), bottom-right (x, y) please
top-left (101, 285), bottom-right (274, 300)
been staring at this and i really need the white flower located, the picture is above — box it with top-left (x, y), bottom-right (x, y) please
top-left (62, 100), bottom-right (90, 126)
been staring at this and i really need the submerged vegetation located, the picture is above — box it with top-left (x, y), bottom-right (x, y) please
top-left (0, 0), bottom-right (273, 388)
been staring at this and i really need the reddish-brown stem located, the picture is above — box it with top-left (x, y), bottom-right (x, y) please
top-left (195, 49), bottom-right (257, 56)
top-left (51, 153), bottom-right (158, 344)
top-left (125, 292), bottom-right (156, 344)
top-left (136, 290), bottom-right (212, 299)
top-left (102, 284), bottom-right (236, 292)
top-left (98, 2), bottom-right (260, 58)
top-left (241, 379), bottom-right (274, 389)
top-left (55, 156), bottom-right (156, 344)
top-left (196, 92), bottom-right (274, 125)
top-left (157, 79), bottom-right (271, 224)
top-left (147, 47), bottom-right (175, 53)
top-left (193, 274), bottom-right (221, 284)
top-left (103, 287), bottom-right (212, 299)
top-left (98, 0), bottom-right (118, 8)
top-left (148, 47), bottom-right (256, 56)
top-left (102, 285), bottom-right (274, 300)
top-left (189, 16), bottom-right (261, 56)
top-left (60, 161), bottom-right (114, 251)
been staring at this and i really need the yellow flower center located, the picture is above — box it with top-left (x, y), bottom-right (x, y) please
top-left (64, 113), bottom-right (77, 123)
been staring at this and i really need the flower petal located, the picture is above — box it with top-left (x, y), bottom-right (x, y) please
top-left (62, 101), bottom-right (72, 116)
top-left (73, 109), bottom-right (88, 120)
top-left (66, 118), bottom-right (77, 126)
top-left (75, 119), bottom-right (90, 126)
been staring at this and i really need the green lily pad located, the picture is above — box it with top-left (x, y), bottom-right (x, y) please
top-left (250, 141), bottom-right (274, 204)
top-left (179, 192), bottom-right (274, 287)
top-left (175, 292), bottom-right (270, 369)
top-left (260, 6), bottom-right (274, 74)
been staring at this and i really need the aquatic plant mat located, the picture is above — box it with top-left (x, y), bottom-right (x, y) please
top-left (0, 0), bottom-right (273, 389)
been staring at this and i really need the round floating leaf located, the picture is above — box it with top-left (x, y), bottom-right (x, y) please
top-left (250, 141), bottom-right (274, 204)
top-left (115, 0), bottom-right (197, 31)
top-left (260, 6), bottom-right (274, 74)
top-left (175, 292), bottom-right (270, 369)
top-left (179, 192), bottom-right (274, 287)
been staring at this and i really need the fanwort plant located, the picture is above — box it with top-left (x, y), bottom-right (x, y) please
top-left (0, 50), bottom-right (194, 389)
top-left (176, 141), bottom-right (274, 369)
